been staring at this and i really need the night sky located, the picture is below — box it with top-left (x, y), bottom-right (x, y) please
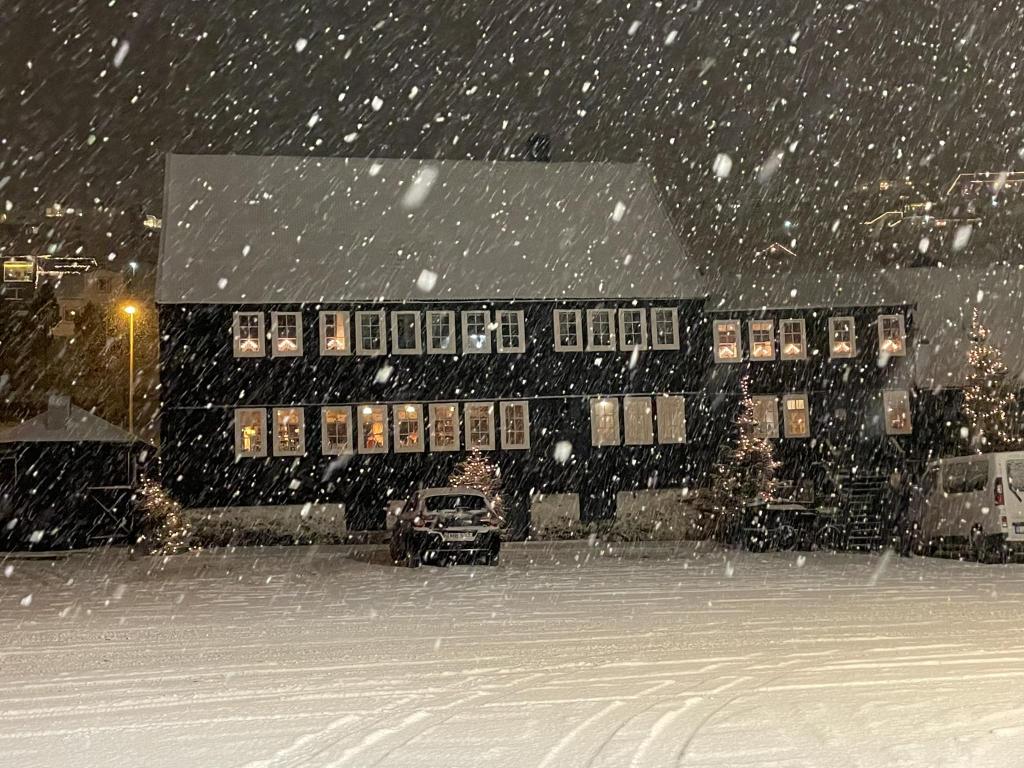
top-left (3, 0), bottom-right (1022, 261)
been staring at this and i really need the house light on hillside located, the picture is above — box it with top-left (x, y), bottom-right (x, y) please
top-left (143, 214), bottom-right (162, 230)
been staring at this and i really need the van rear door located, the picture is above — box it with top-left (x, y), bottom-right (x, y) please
top-left (1004, 457), bottom-right (1024, 534)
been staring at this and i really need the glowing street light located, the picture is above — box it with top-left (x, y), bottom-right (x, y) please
top-left (122, 304), bottom-right (138, 434)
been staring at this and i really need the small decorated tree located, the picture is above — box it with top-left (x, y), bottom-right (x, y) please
top-left (135, 478), bottom-right (193, 555)
top-left (963, 309), bottom-right (1022, 452)
top-left (448, 451), bottom-right (503, 515)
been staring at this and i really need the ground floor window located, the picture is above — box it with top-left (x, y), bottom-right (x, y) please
top-left (656, 396), bottom-right (686, 443)
top-left (394, 404), bottom-right (425, 452)
top-left (883, 390), bottom-right (912, 435)
top-left (623, 396), bottom-right (654, 445)
top-left (321, 406), bottom-right (352, 454)
top-left (234, 408), bottom-right (267, 458)
top-left (272, 407), bottom-right (305, 456)
top-left (590, 398), bottom-right (620, 446)
top-left (714, 319), bottom-right (740, 362)
top-left (751, 396), bottom-right (779, 439)
top-left (465, 402), bottom-right (495, 450)
top-left (358, 405), bottom-right (388, 453)
top-left (783, 394), bottom-right (810, 438)
top-left (429, 403), bottom-right (460, 451)
top-left (501, 401), bottom-right (530, 450)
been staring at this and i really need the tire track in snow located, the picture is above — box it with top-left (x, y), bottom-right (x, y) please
top-left (535, 700), bottom-right (627, 768)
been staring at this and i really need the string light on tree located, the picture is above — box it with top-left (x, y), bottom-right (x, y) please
top-left (962, 308), bottom-right (1022, 452)
top-left (448, 450), bottom-right (503, 515)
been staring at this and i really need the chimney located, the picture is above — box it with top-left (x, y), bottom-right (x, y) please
top-left (46, 395), bottom-right (71, 431)
top-left (526, 134), bottom-right (551, 162)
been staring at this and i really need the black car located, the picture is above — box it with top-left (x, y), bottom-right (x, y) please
top-left (389, 488), bottom-right (502, 567)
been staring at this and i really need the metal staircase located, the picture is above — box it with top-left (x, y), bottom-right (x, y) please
top-left (838, 474), bottom-right (894, 550)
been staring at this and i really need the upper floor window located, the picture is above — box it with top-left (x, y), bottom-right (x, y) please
top-left (586, 309), bottom-right (616, 351)
top-left (464, 402), bottom-right (495, 450)
top-left (783, 394), bottom-right (810, 438)
top-left (233, 312), bottom-right (265, 358)
top-left (319, 311), bottom-right (351, 355)
top-left (427, 311), bottom-right (456, 354)
top-left (554, 309), bottom-right (583, 351)
top-left (829, 317), bottom-right (856, 359)
top-left (391, 311), bottom-right (422, 355)
top-left (429, 403), bottom-right (460, 451)
top-left (355, 311), bottom-right (387, 356)
top-left (651, 308), bottom-right (680, 350)
top-left (393, 404), bottom-right (424, 452)
top-left (357, 404), bottom-right (388, 453)
top-left (623, 396), bottom-right (654, 445)
top-left (497, 310), bottom-right (526, 353)
top-left (713, 319), bottom-right (740, 363)
top-left (656, 396), bottom-right (686, 443)
top-left (273, 407), bottom-right (305, 456)
top-left (462, 310), bottom-right (492, 354)
top-left (751, 395), bottom-right (779, 439)
top-left (234, 407), bottom-right (267, 458)
top-left (501, 401), bottom-right (531, 450)
top-left (749, 320), bottom-right (775, 360)
top-left (883, 390), bottom-right (912, 435)
top-left (271, 312), bottom-right (302, 357)
top-left (878, 314), bottom-right (907, 357)
top-left (780, 319), bottom-right (807, 361)
top-left (321, 406), bottom-right (352, 455)
top-left (590, 397), bottom-right (620, 446)
top-left (618, 308), bottom-right (647, 350)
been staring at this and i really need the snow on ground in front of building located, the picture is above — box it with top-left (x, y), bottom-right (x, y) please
top-left (2, 542), bottom-right (1024, 768)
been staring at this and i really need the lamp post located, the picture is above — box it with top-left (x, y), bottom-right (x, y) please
top-left (122, 304), bottom-right (137, 435)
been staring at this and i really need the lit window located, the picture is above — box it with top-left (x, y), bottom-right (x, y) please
top-left (464, 402), bottom-right (495, 450)
top-left (780, 319), bottom-right (807, 361)
top-left (3, 259), bottom-right (33, 283)
top-left (829, 317), bottom-right (857, 359)
top-left (426, 311), bottom-right (456, 354)
top-left (651, 308), bottom-right (680, 350)
top-left (554, 309), bottom-right (583, 351)
top-left (878, 314), bottom-right (907, 357)
top-left (590, 398), bottom-right (620, 446)
top-left (501, 401), bottom-right (530, 450)
top-left (273, 407), bottom-right (305, 456)
top-left (623, 396), bottom-right (654, 445)
top-left (714, 320), bottom-right (740, 363)
top-left (656, 396), bottom-right (686, 443)
top-left (357, 404), bottom-right (388, 454)
top-left (618, 308), bottom-right (647, 350)
top-left (883, 390), bottom-right (912, 435)
top-left (321, 406), bottom-right (352, 455)
top-left (271, 312), bottom-right (302, 357)
top-left (393, 404), bottom-right (424, 453)
top-left (428, 403), bottom-right (460, 451)
top-left (233, 312), bottom-right (265, 358)
top-left (462, 310), bottom-right (492, 354)
top-left (497, 310), bottom-right (526, 353)
top-left (391, 311), bottom-right (422, 355)
top-left (319, 311), bottom-right (350, 356)
top-left (355, 311), bottom-right (387, 355)
top-left (783, 394), bottom-right (810, 438)
top-left (234, 408), bottom-right (267, 458)
top-left (586, 309), bottom-right (616, 351)
top-left (749, 320), bottom-right (775, 360)
top-left (751, 396), bottom-right (779, 439)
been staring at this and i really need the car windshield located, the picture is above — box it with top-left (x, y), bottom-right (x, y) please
top-left (424, 494), bottom-right (487, 512)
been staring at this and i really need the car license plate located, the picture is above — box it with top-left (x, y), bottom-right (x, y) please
top-left (444, 532), bottom-right (475, 542)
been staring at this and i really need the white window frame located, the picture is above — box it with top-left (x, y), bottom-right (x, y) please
top-left (357, 404), bottom-right (389, 454)
top-left (656, 396), bottom-right (687, 444)
top-left (713, 319), bottom-right (741, 363)
top-left (618, 308), bottom-right (648, 351)
top-left (751, 395), bottom-right (780, 439)
top-left (782, 393), bottom-right (811, 439)
top-left (748, 319), bottom-right (776, 361)
top-left (393, 404), bottom-right (425, 453)
top-left (320, 406), bottom-right (353, 455)
top-left (355, 310), bottom-right (387, 356)
top-left (391, 311), bottom-right (422, 355)
top-left (461, 310), bottom-right (492, 354)
top-left (500, 401), bottom-right (531, 450)
top-left (232, 312), bottom-right (265, 358)
top-left (883, 390), bottom-right (913, 435)
top-left (496, 310), bottom-right (526, 354)
top-left (464, 402), bottom-right (496, 451)
top-left (270, 312), bottom-right (303, 358)
top-left (623, 396), bottom-right (654, 445)
top-left (554, 309), bottom-right (584, 351)
top-left (651, 307), bottom-right (680, 350)
top-left (318, 311), bottom-right (351, 356)
top-left (426, 310), bottom-right (457, 354)
top-left (780, 319), bottom-right (808, 361)
top-left (234, 407), bottom-right (267, 458)
top-left (272, 407), bottom-right (305, 457)
top-left (428, 403), bottom-right (460, 452)
top-left (590, 397), bottom-right (621, 446)
top-left (828, 316), bottom-right (857, 359)
top-left (878, 314), bottom-right (907, 357)
top-left (586, 308), bottom-right (616, 351)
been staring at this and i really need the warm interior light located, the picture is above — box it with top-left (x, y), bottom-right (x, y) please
top-left (362, 406), bottom-right (373, 415)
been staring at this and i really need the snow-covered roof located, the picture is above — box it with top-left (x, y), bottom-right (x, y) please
top-left (157, 154), bottom-right (702, 304)
top-left (0, 402), bottom-right (137, 444)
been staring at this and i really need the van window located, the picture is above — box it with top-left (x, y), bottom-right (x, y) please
top-left (943, 461), bottom-right (988, 494)
top-left (1008, 461), bottom-right (1024, 502)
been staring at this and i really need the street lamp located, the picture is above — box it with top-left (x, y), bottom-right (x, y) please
top-left (122, 304), bottom-right (137, 435)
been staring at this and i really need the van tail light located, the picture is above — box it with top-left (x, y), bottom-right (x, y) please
top-left (995, 477), bottom-right (1005, 507)
top-left (1001, 516), bottom-right (1009, 529)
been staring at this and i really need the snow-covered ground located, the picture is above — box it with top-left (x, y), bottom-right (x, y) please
top-left (3, 542), bottom-right (1024, 767)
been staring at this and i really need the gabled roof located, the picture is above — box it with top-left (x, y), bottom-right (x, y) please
top-left (0, 404), bottom-right (137, 444)
top-left (156, 154), bottom-right (704, 304)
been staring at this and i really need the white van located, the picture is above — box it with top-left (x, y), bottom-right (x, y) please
top-left (910, 451), bottom-right (1024, 560)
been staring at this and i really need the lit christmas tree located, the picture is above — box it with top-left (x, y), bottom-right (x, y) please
top-left (448, 451), bottom-right (503, 514)
top-left (711, 376), bottom-right (780, 512)
top-left (135, 478), bottom-right (193, 555)
top-left (963, 309), bottom-right (1022, 452)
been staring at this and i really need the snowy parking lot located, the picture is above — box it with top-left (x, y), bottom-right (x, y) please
top-left (3, 542), bottom-right (1024, 767)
